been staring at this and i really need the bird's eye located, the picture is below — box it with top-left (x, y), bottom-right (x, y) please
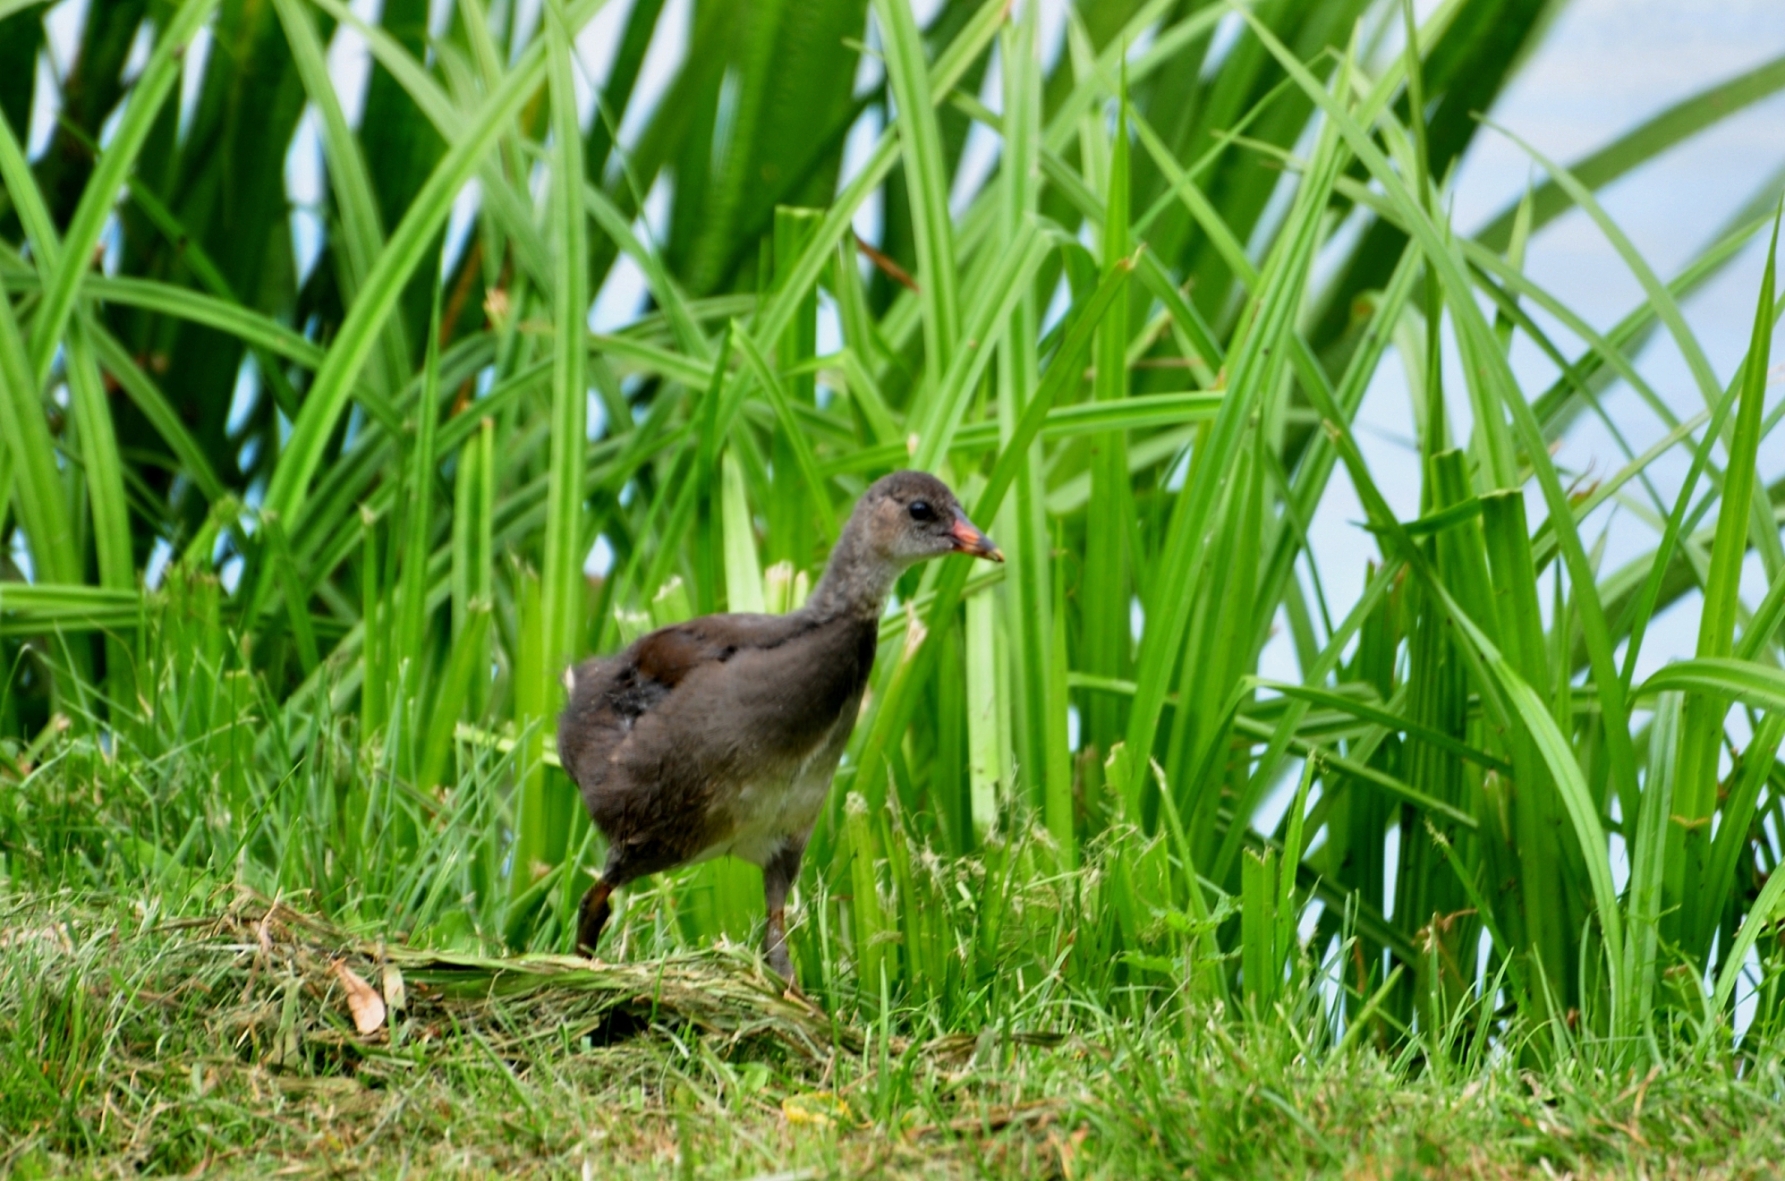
top-left (908, 500), bottom-right (935, 522)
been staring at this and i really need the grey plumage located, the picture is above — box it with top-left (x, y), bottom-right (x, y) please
top-left (556, 471), bottom-right (1002, 980)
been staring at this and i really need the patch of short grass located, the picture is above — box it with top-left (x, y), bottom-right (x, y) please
top-left (3, 890), bottom-right (1780, 1180)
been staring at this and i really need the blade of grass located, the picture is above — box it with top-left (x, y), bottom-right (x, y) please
top-left (872, 0), bottom-right (961, 389)
top-left (1628, 690), bottom-right (1680, 1050)
top-left (1639, 659), bottom-right (1785, 715)
top-left (1711, 853), bottom-right (1785, 1016)
top-left (910, 219), bottom-right (1047, 468)
top-left (28, 0), bottom-right (219, 385)
top-left (63, 322), bottom-right (132, 595)
top-left (733, 327), bottom-right (838, 541)
top-left (1491, 122), bottom-right (1784, 577)
top-left (1120, 38), bottom-right (1346, 802)
top-left (392, 296), bottom-right (444, 753)
top-left (0, 278), bottom-right (76, 584)
top-left (1082, 74), bottom-right (1133, 758)
top-left (1475, 52), bottom-right (1785, 250)
top-left (539, 0), bottom-right (591, 679)
top-left (82, 314), bottom-right (227, 504)
top-left (258, 27), bottom-right (546, 544)
top-left (271, 0), bottom-right (409, 395)
top-left (1315, 391), bottom-right (1632, 1041)
top-left (1671, 208), bottom-right (1778, 951)
top-left (1737, 562), bottom-right (1785, 662)
top-left (1243, 8), bottom-right (1643, 833)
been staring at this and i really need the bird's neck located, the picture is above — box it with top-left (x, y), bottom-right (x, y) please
top-left (802, 526), bottom-right (902, 622)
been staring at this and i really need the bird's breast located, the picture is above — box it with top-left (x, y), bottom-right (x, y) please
top-left (696, 705), bottom-right (855, 867)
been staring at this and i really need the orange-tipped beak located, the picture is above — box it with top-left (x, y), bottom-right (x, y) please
top-left (949, 515), bottom-right (1005, 562)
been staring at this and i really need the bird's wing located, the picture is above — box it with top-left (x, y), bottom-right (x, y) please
top-left (557, 611), bottom-right (878, 871)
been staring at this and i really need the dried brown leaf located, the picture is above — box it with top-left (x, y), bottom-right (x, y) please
top-left (331, 959), bottom-right (386, 1035)
top-left (381, 963), bottom-right (406, 1012)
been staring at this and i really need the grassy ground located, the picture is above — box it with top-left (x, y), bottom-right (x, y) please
top-left (3, 890), bottom-right (1779, 1180)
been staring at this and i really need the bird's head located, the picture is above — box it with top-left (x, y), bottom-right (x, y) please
top-left (857, 470), bottom-right (1003, 567)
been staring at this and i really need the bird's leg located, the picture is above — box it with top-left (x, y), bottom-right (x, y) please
top-left (576, 878), bottom-right (614, 959)
top-left (761, 841), bottom-right (806, 983)
top-left (765, 908), bottom-right (791, 978)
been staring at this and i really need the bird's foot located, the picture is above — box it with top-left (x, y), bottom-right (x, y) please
top-left (766, 954), bottom-right (809, 1004)
top-left (763, 907), bottom-right (797, 987)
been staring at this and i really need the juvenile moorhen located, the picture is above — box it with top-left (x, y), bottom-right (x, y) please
top-left (558, 470), bottom-right (1003, 979)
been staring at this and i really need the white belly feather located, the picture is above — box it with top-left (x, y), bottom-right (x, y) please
top-left (693, 722), bottom-right (848, 867)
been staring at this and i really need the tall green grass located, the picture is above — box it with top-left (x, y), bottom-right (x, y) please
top-left (2, 0), bottom-right (1784, 1063)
